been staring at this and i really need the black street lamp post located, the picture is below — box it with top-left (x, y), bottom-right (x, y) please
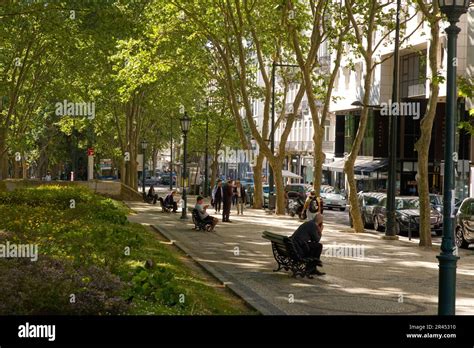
top-left (180, 111), bottom-right (191, 219)
top-left (385, 0), bottom-right (402, 239)
top-left (205, 102), bottom-right (209, 197)
top-left (170, 117), bottom-right (174, 191)
top-left (437, 0), bottom-right (470, 316)
top-left (141, 140), bottom-right (148, 197)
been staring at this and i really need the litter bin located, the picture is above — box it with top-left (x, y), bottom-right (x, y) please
top-left (268, 195), bottom-right (276, 210)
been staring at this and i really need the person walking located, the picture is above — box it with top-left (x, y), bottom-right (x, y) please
top-left (303, 190), bottom-right (323, 221)
top-left (231, 180), bottom-right (237, 207)
top-left (234, 180), bottom-right (246, 215)
top-left (212, 179), bottom-right (224, 213)
top-left (222, 180), bottom-right (233, 222)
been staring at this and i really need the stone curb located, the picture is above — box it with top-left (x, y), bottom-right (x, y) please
top-left (151, 224), bottom-right (286, 315)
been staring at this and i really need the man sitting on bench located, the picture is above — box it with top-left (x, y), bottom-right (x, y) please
top-left (147, 185), bottom-right (158, 204)
top-left (291, 213), bottom-right (325, 276)
top-left (195, 196), bottom-right (218, 230)
top-left (162, 191), bottom-right (178, 213)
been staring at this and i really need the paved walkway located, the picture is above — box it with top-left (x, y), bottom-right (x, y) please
top-left (127, 199), bottom-right (474, 315)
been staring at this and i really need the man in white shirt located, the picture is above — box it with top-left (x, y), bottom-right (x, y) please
top-left (44, 171), bottom-right (52, 182)
top-left (195, 196), bottom-right (218, 230)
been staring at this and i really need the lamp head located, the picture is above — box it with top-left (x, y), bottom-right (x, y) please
top-left (180, 111), bottom-right (191, 134)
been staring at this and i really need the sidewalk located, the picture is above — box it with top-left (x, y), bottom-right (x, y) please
top-left (126, 200), bottom-right (474, 315)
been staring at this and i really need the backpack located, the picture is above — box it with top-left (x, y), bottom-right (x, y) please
top-left (308, 197), bottom-right (320, 213)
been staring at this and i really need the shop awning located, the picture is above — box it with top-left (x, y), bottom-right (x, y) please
top-left (323, 157), bottom-right (388, 174)
top-left (282, 170), bottom-right (302, 179)
top-left (354, 158), bottom-right (388, 174)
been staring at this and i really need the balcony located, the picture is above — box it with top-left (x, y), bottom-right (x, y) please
top-left (407, 83), bottom-right (426, 98)
top-left (272, 140), bottom-right (337, 154)
top-left (322, 140), bottom-right (335, 153)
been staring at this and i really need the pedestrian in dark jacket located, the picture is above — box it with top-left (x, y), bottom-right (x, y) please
top-left (147, 185), bottom-right (159, 204)
top-left (222, 180), bottom-right (234, 222)
top-left (212, 180), bottom-right (224, 213)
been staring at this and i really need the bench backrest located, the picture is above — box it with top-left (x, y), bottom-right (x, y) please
top-left (192, 208), bottom-right (202, 222)
top-left (262, 231), bottom-right (303, 260)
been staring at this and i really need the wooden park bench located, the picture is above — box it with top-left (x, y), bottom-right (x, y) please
top-left (262, 231), bottom-right (320, 279)
top-left (191, 208), bottom-right (214, 232)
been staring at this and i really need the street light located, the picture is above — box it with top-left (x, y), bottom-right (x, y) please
top-left (437, 0), bottom-right (470, 316)
top-left (170, 117), bottom-right (174, 191)
top-left (205, 100), bottom-right (210, 197)
top-left (141, 140), bottom-right (148, 197)
top-left (180, 111), bottom-right (191, 219)
top-left (385, 0), bottom-right (402, 240)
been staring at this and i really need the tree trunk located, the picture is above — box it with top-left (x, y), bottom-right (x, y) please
top-left (13, 159), bottom-right (20, 179)
top-left (152, 147), bottom-right (158, 176)
top-left (345, 64), bottom-right (373, 233)
top-left (313, 125), bottom-right (325, 193)
top-left (252, 152), bottom-right (264, 208)
top-left (415, 7), bottom-right (439, 247)
top-left (417, 144), bottom-right (432, 246)
top-left (345, 163), bottom-right (363, 231)
top-left (210, 152), bottom-right (219, 191)
top-left (0, 128), bottom-right (8, 179)
top-left (272, 159), bottom-right (285, 215)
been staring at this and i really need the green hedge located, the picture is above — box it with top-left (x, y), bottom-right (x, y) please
top-left (0, 185), bottom-right (251, 315)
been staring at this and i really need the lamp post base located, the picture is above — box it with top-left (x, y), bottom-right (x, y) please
top-left (437, 253), bottom-right (459, 315)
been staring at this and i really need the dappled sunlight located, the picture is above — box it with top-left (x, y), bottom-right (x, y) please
top-left (127, 201), bottom-right (474, 314)
top-left (396, 260), bottom-right (438, 270)
top-left (194, 257), bottom-right (270, 270)
top-left (339, 287), bottom-right (403, 296)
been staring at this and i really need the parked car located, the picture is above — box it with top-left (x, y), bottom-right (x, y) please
top-left (160, 175), bottom-right (176, 186)
top-left (263, 185), bottom-right (270, 207)
top-left (349, 192), bottom-right (387, 228)
top-left (320, 192), bottom-right (347, 211)
top-left (373, 196), bottom-right (443, 236)
top-left (285, 184), bottom-right (312, 201)
top-left (430, 194), bottom-right (443, 213)
top-left (455, 197), bottom-right (474, 249)
top-left (320, 185), bottom-right (336, 194)
top-left (145, 178), bottom-right (159, 186)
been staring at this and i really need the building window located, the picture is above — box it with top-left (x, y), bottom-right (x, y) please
top-left (324, 125), bottom-right (330, 142)
top-left (400, 50), bottom-right (427, 98)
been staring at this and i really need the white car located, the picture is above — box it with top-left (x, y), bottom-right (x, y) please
top-left (320, 192), bottom-right (347, 211)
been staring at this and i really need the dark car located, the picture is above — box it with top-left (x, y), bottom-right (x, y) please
top-left (160, 175), bottom-right (176, 186)
top-left (285, 184), bottom-right (312, 201)
top-left (430, 194), bottom-right (443, 213)
top-left (263, 185), bottom-right (270, 207)
top-left (349, 192), bottom-right (386, 228)
top-left (455, 197), bottom-right (474, 249)
top-left (373, 196), bottom-right (443, 236)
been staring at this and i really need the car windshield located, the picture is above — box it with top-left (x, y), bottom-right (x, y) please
top-left (365, 196), bottom-right (380, 206)
top-left (326, 193), bottom-right (344, 200)
top-left (396, 198), bottom-right (420, 210)
top-left (263, 186), bottom-right (270, 193)
top-left (430, 195), bottom-right (442, 206)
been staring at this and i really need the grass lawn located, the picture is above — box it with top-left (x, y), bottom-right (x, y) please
top-left (0, 185), bottom-right (257, 315)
